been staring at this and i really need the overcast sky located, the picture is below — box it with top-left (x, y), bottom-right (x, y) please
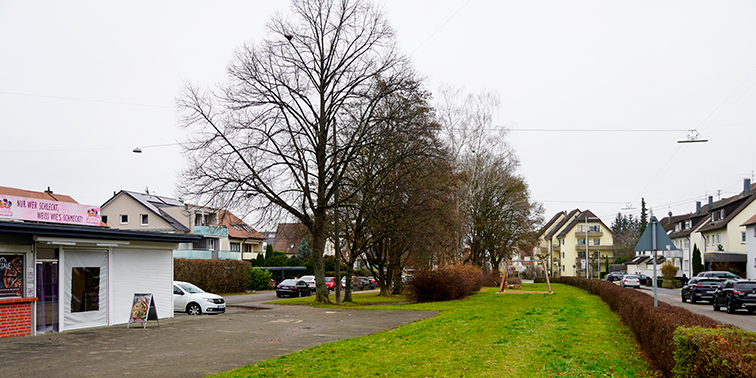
top-left (1, 0), bottom-right (755, 229)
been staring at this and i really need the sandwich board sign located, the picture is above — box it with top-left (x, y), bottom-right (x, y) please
top-left (127, 293), bottom-right (159, 329)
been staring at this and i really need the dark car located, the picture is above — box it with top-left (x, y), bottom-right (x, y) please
top-left (636, 274), bottom-right (651, 285)
top-left (681, 277), bottom-right (724, 304)
top-left (712, 279), bottom-right (756, 314)
top-left (275, 279), bottom-right (312, 298)
top-left (606, 272), bottom-right (625, 282)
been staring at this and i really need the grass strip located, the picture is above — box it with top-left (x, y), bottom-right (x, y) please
top-left (215, 284), bottom-right (656, 377)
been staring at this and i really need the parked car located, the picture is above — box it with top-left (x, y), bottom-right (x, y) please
top-left (697, 271), bottom-right (742, 280)
top-left (275, 279), bottom-right (313, 298)
top-left (341, 276), bottom-right (369, 290)
top-left (681, 277), bottom-right (724, 304)
top-left (360, 277), bottom-right (376, 290)
top-left (173, 281), bottom-right (226, 316)
top-left (712, 279), bottom-right (756, 314)
top-left (299, 275), bottom-right (316, 289)
top-left (605, 272), bottom-right (625, 282)
top-left (325, 277), bottom-right (336, 291)
top-left (636, 274), bottom-right (651, 285)
top-left (620, 275), bottom-right (641, 289)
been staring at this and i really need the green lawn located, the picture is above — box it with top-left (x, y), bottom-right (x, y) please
top-left (214, 284), bottom-right (656, 377)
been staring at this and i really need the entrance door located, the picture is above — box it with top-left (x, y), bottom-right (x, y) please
top-left (63, 249), bottom-right (108, 331)
top-left (35, 261), bottom-right (58, 334)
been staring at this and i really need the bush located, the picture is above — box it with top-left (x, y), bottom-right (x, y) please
top-left (505, 276), bottom-right (522, 285)
top-left (519, 268), bottom-right (534, 280)
top-left (174, 258), bottom-right (252, 294)
top-left (553, 276), bottom-right (722, 377)
top-left (248, 268), bottom-right (273, 290)
top-left (481, 270), bottom-right (502, 287)
top-left (662, 263), bottom-right (677, 280)
top-left (407, 264), bottom-right (482, 302)
top-left (673, 326), bottom-right (756, 378)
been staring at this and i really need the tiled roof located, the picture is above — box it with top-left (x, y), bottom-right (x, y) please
top-left (742, 213), bottom-right (756, 227)
top-left (698, 183), bottom-right (756, 233)
top-left (272, 223), bottom-right (309, 254)
top-left (556, 209), bottom-right (614, 238)
top-left (118, 191), bottom-right (190, 232)
top-left (218, 210), bottom-right (265, 240)
top-left (538, 211), bottom-right (565, 236)
top-left (0, 186), bottom-right (78, 203)
top-left (546, 209), bottom-right (580, 239)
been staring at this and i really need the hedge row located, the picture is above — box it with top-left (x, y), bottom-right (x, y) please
top-left (674, 326), bottom-right (756, 377)
top-left (174, 258), bottom-right (271, 293)
top-left (553, 277), bottom-right (723, 377)
top-left (407, 264), bottom-right (482, 302)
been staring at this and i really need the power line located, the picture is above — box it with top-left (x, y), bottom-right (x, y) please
top-left (409, 0), bottom-right (474, 56)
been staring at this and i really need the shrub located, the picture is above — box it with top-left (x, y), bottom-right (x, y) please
top-left (174, 258), bottom-right (252, 294)
top-left (407, 264), bottom-right (482, 302)
top-left (661, 263), bottom-right (677, 281)
top-left (673, 326), bottom-right (756, 378)
top-left (481, 270), bottom-right (502, 287)
top-left (505, 276), bottom-right (522, 285)
top-left (248, 268), bottom-right (273, 290)
top-left (553, 276), bottom-right (721, 377)
top-left (519, 268), bottom-right (534, 280)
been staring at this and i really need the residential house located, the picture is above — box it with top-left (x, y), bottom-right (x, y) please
top-left (101, 190), bottom-right (265, 260)
top-left (536, 211), bottom-right (568, 277)
top-left (697, 179), bottom-right (756, 276)
top-left (271, 223), bottom-right (334, 257)
top-left (555, 210), bottom-right (615, 278)
top-left (663, 202), bottom-right (710, 277)
top-left (743, 213), bottom-right (756, 279)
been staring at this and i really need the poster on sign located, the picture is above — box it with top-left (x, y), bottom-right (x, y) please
top-left (128, 293), bottom-right (159, 329)
top-left (0, 255), bottom-right (23, 297)
top-left (0, 194), bottom-right (100, 226)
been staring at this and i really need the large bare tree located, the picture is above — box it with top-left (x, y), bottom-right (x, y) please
top-left (178, 0), bottom-right (411, 302)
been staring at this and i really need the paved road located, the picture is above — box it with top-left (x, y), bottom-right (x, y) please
top-left (633, 284), bottom-right (756, 332)
top-left (0, 291), bottom-right (436, 378)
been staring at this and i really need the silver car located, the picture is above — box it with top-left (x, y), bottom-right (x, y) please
top-left (620, 275), bottom-right (641, 289)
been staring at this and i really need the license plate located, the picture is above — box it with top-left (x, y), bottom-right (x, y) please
top-left (748, 294), bottom-right (756, 297)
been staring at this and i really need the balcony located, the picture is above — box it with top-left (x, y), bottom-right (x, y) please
top-left (575, 231), bottom-right (603, 238)
top-left (173, 249), bottom-right (241, 260)
top-left (192, 225), bottom-right (228, 237)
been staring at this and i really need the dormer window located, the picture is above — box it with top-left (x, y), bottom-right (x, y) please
top-left (685, 220), bottom-right (692, 229)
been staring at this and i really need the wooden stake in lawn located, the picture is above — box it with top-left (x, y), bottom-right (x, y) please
top-left (499, 260), bottom-right (509, 293)
top-left (541, 259), bottom-right (552, 293)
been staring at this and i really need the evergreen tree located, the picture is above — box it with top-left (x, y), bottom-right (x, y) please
top-left (265, 244), bottom-right (273, 260)
top-left (639, 198), bottom-right (648, 237)
top-left (692, 244), bottom-right (703, 275)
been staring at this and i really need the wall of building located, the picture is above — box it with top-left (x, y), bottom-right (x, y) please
top-left (102, 195), bottom-right (174, 231)
top-left (0, 298), bottom-right (35, 338)
top-left (747, 225), bottom-right (756, 279)
top-left (110, 244), bottom-right (175, 325)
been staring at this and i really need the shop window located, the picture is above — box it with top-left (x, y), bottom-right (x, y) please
top-left (70, 267), bottom-right (100, 312)
top-left (0, 254), bottom-right (23, 297)
top-left (120, 214), bottom-right (128, 224)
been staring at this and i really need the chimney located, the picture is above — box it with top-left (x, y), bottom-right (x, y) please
top-left (708, 196), bottom-right (713, 210)
top-left (745, 178), bottom-right (752, 196)
top-left (696, 201), bottom-right (701, 213)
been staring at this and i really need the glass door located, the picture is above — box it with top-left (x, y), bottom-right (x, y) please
top-left (36, 260), bottom-right (59, 334)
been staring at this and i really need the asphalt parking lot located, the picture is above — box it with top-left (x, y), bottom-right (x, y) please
top-left (0, 294), bottom-right (437, 378)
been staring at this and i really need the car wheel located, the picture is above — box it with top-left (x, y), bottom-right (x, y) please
top-left (713, 300), bottom-right (720, 311)
top-left (681, 293), bottom-right (687, 303)
top-left (727, 297), bottom-right (737, 314)
top-left (187, 303), bottom-right (202, 316)
top-left (276, 293), bottom-right (282, 298)
top-left (690, 296), bottom-right (697, 304)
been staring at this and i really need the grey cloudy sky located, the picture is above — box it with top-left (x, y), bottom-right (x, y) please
top-left (1, 0), bottom-right (755, 227)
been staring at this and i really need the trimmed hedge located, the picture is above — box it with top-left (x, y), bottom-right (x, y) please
top-left (674, 326), bottom-right (756, 377)
top-left (174, 258), bottom-right (252, 294)
top-left (553, 277), bottom-right (722, 377)
top-left (407, 264), bottom-right (482, 302)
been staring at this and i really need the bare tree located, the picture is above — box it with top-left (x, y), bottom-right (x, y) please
top-left (178, 0), bottom-right (412, 302)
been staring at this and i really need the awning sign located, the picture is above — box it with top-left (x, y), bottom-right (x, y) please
top-left (0, 195), bottom-right (100, 226)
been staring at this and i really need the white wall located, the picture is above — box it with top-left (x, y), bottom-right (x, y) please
top-left (747, 225), bottom-right (756, 279)
top-left (110, 245), bottom-right (174, 325)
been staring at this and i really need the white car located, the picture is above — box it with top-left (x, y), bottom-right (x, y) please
top-left (299, 275), bottom-right (316, 289)
top-left (620, 275), bottom-right (641, 289)
top-left (173, 281), bottom-right (226, 315)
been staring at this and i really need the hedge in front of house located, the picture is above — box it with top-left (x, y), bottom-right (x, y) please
top-left (407, 264), bottom-right (482, 302)
top-left (673, 326), bottom-right (756, 378)
top-left (553, 277), bottom-right (722, 378)
top-left (174, 258), bottom-right (252, 294)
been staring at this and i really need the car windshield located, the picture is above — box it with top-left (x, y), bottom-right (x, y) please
top-left (280, 280), bottom-right (299, 286)
top-left (177, 282), bottom-right (205, 294)
top-left (300, 276), bottom-right (314, 281)
top-left (325, 277), bottom-right (333, 282)
top-left (735, 283), bottom-right (756, 291)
